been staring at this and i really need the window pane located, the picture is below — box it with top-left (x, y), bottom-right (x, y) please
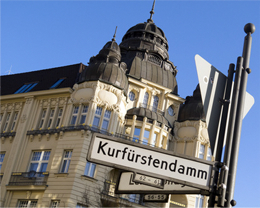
top-left (61, 160), bottom-right (67, 173)
top-left (93, 117), bottom-right (100, 127)
top-left (32, 152), bottom-right (42, 161)
top-left (40, 163), bottom-right (48, 172)
top-left (143, 92), bottom-right (149, 107)
top-left (104, 110), bottom-right (111, 119)
top-left (84, 162), bottom-right (90, 175)
top-left (0, 153), bottom-right (5, 162)
top-left (102, 120), bottom-right (109, 130)
top-left (29, 163), bottom-right (39, 171)
top-left (82, 105), bottom-right (88, 113)
top-left (129, 91), bottom-right (135, 101)
top-left (153, 95), bottom-right (159, 111)
top-left (70, 116), bottom-right (77, 125)
top-left (134, 128), bottom-right (141, 136)
top-left (95, 107), bottom-right (102, 115)
top-left (144, 130), bottom-right (150, 138)
top-left (152, 133), bottom-right (157, 146)
top-left (80, 115), bottom-right (86, 124)
top-left (50, 78), bottom-right (65, 89)
top-left (43, 151), bottom-right (50, 160)
top-left (90, 163), bottom-right (96, 177)
top-left (50, 200), bottom-right (60, 208)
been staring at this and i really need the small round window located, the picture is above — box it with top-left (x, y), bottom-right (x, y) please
top-left (168, 106), bottom-right (175, 116)
top-left (129, 91), bottom-right (135, 101)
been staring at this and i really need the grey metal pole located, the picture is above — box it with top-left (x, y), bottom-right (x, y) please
top-left (225, 23), bottom-right (255, 207)
top-left (217, 57), bottom-right (243, 207)
top-left (208, 63), bottom-right (234, 208)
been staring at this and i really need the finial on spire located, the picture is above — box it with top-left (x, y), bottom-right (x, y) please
top-left (112, 26), bottom-right (117, 41)
top-left (148, 0), bottom-right (156, 22)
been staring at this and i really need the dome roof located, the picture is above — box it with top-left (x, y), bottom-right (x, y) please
top-left (178, 85), bottom-right (206, 122)
top-left (120, 20), bottom-right (169, 59)
top-left (78, 39), bottom-right (128, 95)
top-left (119, 19), bottom-right (178, 94)
top-left (126, 107), bottom-right (172, 128)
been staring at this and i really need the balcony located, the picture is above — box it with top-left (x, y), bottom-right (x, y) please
top-left (7, 171), bottom-right (49, 188)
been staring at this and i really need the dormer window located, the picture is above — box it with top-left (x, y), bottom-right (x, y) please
top-left (14, 82), bottom-right (38, 94)
top-left (50, 78), bottom-right (65, 89)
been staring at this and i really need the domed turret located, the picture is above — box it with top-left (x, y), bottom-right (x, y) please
top-left (78, 31), bottom-right (128, 95)
top-left (119, 3), bottom-right (178, 94)
top-left (178, 85), bottom-right (205, 122)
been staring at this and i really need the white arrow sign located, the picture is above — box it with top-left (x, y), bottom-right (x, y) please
top-left (195, 54), bottom-right (254, 154)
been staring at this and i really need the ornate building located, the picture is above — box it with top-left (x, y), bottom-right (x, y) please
top-left (0, 4), bottom-right (212, 208)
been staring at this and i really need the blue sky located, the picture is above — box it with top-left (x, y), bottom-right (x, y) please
top-left (1, 0), bottom-right (260, 207)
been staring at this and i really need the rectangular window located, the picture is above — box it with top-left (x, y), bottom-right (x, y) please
top-left (70, 106), bottom-right (79, 125)
top-left (15, 83), bottom-right (38, 94)
top-left (60, 150), bottom-right (72, 173)
top-left (17, 200), bottom-right (38, 208)
top-left (199, 144), bottom-right (205, 159)
top-left (84, 161), bottom-right (96, 177)
top-left (50, 200), bottom-right (60, 208)
top-left (47, 109), bottom-right (55, 128)
top-left (79, 105), bottom-right (88, 124)
top-left (0, 152), bottom-right (6, 171)
top-left (10, 112), bottom-right (19, 131)
top-left (93, 106), bottom-right (102, 127)
top-left (55, 108), bottom-right (63, 127)
top-left (195, 195), bottom-right (204, 208)
top-left (3, 113), bottom-right (11, 131)
top-left (102, 110), bottom-right (111, 130)
top-left (207, 147), bottom-right (212, 161)
top-left (39, 109), bottom-right (47, 129)
top-left (143, 130), bottom-right (150, 145)
top-left (133, 127), bottom-right (141, 143)
top-left (29, 151), bottom-right (50, 173)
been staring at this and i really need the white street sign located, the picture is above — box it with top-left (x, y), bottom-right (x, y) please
top-left (87, 133), bottom-right (214, 191)
top-left (195, 54), bottom-right (254, 154)
top-left (116, 172), bottom-right (208, 195)
top-left (143, 194), bottom-right (169, 203)
top-left (133, 172), bottom-right (165, 189)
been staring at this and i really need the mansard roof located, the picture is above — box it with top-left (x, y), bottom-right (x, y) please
top-left (1, 63), bottom-right (84, 96)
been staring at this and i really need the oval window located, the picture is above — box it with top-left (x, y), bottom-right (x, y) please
top-left (168, 106), bottom-right (175, 116)
top-left (129, 91), bottom-right (135, 101)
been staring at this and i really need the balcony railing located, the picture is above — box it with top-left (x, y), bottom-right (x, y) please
top-left (8, 171), bottom-right (49, 186)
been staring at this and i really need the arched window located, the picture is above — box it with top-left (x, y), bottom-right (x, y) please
top-left (152, 96), bottom-right (159, 111)
top-left (143, 92), bottom-right (149, 108)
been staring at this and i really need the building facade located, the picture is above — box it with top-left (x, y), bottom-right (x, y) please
top-left (0, 8), bottom-right (212, 208)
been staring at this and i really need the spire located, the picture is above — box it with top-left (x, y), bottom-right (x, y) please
top-left (112, 26), bottom-right (118, 41)
top-left (148, 0), bottom-right (156, 22)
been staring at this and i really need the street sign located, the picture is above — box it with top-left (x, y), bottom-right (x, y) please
top-left (87, 133), bottom-right (214, 192)
top-left (195, 54), bottom-right (254, 154)
top-left (133, 172), bottom-right (165, 189)
top-left (143, 194), bottom-right (169, 203)
top-left (116, 172), bottom-right (209, 195)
